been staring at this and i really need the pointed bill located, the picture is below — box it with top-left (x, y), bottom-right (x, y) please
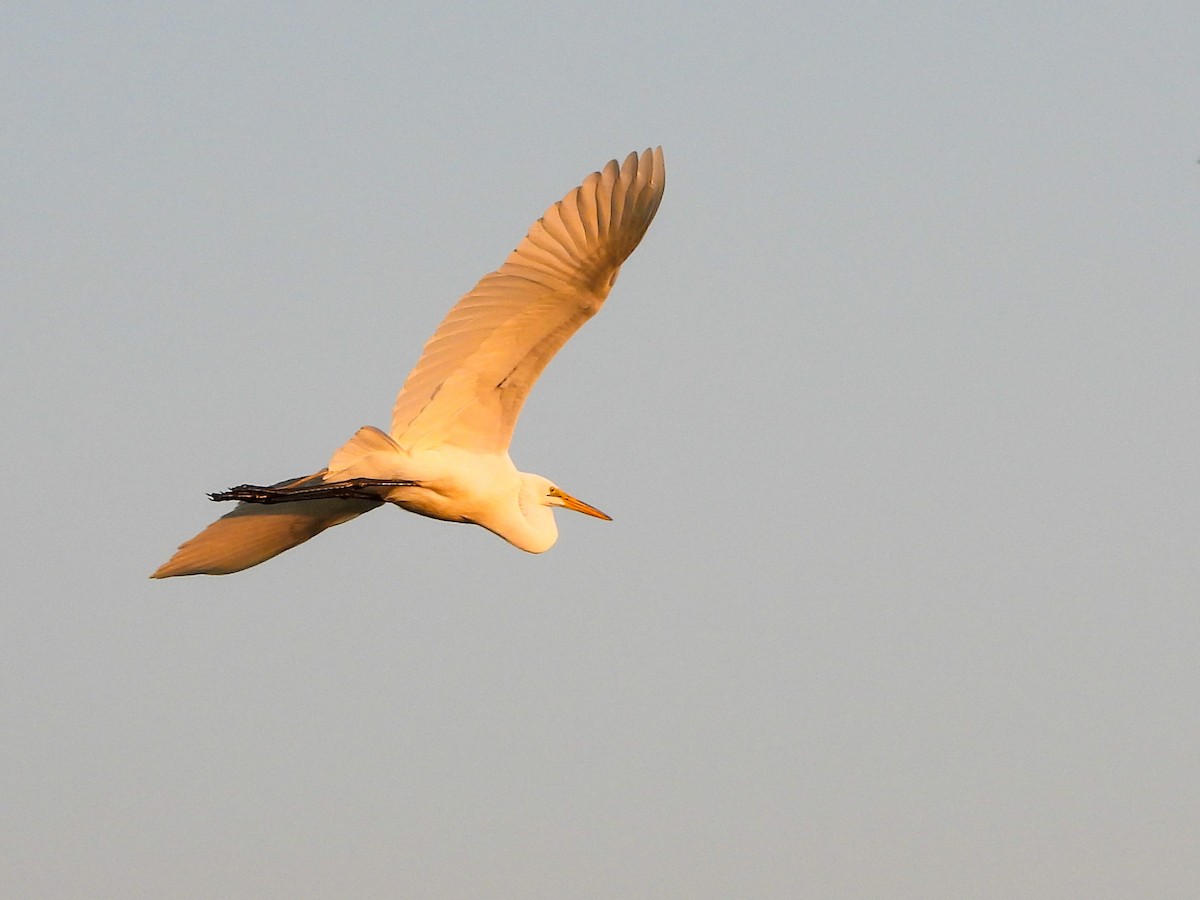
top-left (552, 488), bottom-right (612, 521)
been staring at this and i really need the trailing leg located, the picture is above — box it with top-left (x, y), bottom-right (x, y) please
top-left (210, 477), bottom-right (417, 504)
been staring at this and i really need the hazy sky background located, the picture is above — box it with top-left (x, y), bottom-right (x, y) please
top-left (3, 2), bottom-right (1198, 897)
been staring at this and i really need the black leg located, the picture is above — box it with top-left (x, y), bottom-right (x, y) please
top-left (209, 478), bottom-right (417, 504)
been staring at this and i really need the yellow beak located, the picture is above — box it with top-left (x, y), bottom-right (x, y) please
top-left (552, 488), bottom-right (612, 521)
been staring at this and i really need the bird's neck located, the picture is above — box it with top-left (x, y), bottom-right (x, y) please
top-left (477, 473), bottom-right (558, 554)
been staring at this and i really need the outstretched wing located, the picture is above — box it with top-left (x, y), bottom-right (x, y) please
top-left (150, 473), bottom-right (380, 578)
top-left (389, 147), bottom-right (665, 454)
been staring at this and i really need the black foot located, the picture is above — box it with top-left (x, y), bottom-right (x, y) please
top-left (209, 478), bottom-right (417, 504)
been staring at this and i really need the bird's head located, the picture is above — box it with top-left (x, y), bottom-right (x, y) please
top-left (507, 474), bottom-right (611, 553)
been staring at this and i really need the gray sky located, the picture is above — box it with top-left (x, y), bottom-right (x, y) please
top-left (3, 2), bottom-right (1198, 897)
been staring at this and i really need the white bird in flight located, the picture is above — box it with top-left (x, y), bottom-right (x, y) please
top-left (152, 148), bottom-right (665, 578)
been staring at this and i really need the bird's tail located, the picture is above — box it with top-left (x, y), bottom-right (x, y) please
top-left (150, 472), bottom-right (381, 578)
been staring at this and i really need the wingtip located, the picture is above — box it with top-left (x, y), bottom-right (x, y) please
top-left (637, 146), bottom-right (665, 178)
top-left (149, 558), bottom-right (188, 579)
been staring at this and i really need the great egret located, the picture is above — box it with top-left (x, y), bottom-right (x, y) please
top-left (152, 148), bottom-right (665, 578)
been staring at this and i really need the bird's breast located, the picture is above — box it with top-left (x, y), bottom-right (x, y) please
top-left (384, 447), bottom-right (519, 527)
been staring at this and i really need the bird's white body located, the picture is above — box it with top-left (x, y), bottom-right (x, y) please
top-left (153, 148), bottom-right (664, 577)
top-left (329, 427), bottom-right (557, 551)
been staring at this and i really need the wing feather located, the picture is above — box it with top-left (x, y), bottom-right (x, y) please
top-left (389, 148), bottom-right (665, 454)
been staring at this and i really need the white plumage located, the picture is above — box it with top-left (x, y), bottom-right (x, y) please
top-left (153, 148), bottom-right (665, 578)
